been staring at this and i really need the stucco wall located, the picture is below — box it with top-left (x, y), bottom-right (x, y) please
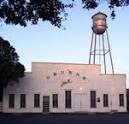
top-left (3, 62), bottom-right (127, 113)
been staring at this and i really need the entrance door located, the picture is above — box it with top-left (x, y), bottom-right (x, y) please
top-left (110, 94), bottom-right (117, 112)
top-left (74, 93), bottom-right (86, 111)
top-left (43, 96), bottom-right (49, 113)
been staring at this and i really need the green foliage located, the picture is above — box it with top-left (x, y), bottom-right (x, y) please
top-left (0, 0), bottom-right (73, 27)
top-left (81, 0), bottom-right (129, 19)
top-left (0, 0), bottom-right (129, 28)
top-left (0, 37), bottom-right (25, 89)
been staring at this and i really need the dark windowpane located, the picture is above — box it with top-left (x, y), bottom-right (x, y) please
top-left (103, 94), bottom-right (108, 107)
top-left (0, 96), bottom-right (2, 102)
top-left (52, 94), bottom-right (58, 108)
top-left (119, 94), bottom-right (124, 107)
top-left (34, 94), bottom-right (40, 107)
top-left (0, 88), bottom-right (3, 102)
top-left (65, 91), bottom-right (71, 108)
top-left (9, 94), bottom-right (15, 108)
top-left (20, 94), bottom-right (26, 108)
top-left (90, 91), bottom-right (96, 108)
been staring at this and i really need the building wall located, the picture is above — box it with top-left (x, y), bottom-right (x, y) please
top-left (3, 62), bottom-right (127, 113)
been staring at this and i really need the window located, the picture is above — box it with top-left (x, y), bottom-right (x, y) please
top-left (119, 94), bottom-right (124, 107)
top-left (103, 94), bottom-right (108, 107)
top-left (34, 94), bottom-right (40, 107)
top-left (0, 95), bottom-right (2, 102)
top-left (90, 91), bottom-right (96, 108)
top-left (65, 91), bottom-right (71, 108)
top-left (52, 94), bottom-right (58, 108)
top-left (20, 94), bottom-right (26, 108)
top-left (0, 88), bottom-right (3, 102)
top-left (9, 94), bottom-right (15, 108)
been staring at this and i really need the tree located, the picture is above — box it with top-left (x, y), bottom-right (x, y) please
top-left (0, 0), bottom-right (73, 27)
top-left (0, 37), bottom-right (25, 93)
top-left (0, 0), bottom-right (129, 28)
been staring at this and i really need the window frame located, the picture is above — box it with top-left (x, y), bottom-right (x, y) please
top-left (9, 94), bottom-right (15, 108)
top-left (103, 94), bottom-right (108, 107)
top-left (90, 91), bottom-right (96, 108)
top-left (119, 94), bottom-right (124, 107)
top-left (20, 94), bottom-right (26, 108)
top-left (65, 90), bottom-right (72, 109)
top-left (34, 94), bottom-right (40, 108)
top-left (52, 94), bottom-right (58, 108)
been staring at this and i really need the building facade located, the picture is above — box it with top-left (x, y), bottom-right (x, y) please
top-left (2, 62), bottom-right (127, 113)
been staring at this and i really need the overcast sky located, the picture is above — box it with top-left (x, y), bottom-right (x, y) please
top-left (0, 1), bottom-right (129, 87)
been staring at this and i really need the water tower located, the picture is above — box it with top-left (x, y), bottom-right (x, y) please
top-left (89, 12), bottom-right (114, 74)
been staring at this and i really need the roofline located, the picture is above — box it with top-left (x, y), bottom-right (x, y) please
top-left (32, 62), bottom-right (101, 66)
top-left (92, 12), bottom-right (107, 19)
top-left (30, 62), bottom-right (126, 75)
top-left (100, 74), bottom-right (126, 76)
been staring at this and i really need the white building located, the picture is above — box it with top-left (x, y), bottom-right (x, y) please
top-left (2, 62), bottom-right (127, 113)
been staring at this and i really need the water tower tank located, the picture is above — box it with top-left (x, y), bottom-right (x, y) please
top-left (92, 12), bottom-right (107, 34)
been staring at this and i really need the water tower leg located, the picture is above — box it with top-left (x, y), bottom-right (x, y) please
top-left (93, 34), bottom-right (97, 64)
top-left (89, 32), bottom-right (94, 64)
top-left (106, 30), bottom-right (114, 74)
top-left (99, 35), bottom-right (101, 64)
top-left (102, 34), bottom-right (107, 74)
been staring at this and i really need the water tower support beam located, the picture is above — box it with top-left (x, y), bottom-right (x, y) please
top-left (99, 35), bottom-right (101, 64)
top-left (106, 30), bottom-right (114, 74)
top-left (102, 34), bottom-right (107, 74)
top-left (89, 32), bottom-right (94, 64)
top-left (93, 34), bottom-right (97, 64)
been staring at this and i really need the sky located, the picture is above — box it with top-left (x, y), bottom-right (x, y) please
top-left (0, 1), bottom-right (129, 87)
